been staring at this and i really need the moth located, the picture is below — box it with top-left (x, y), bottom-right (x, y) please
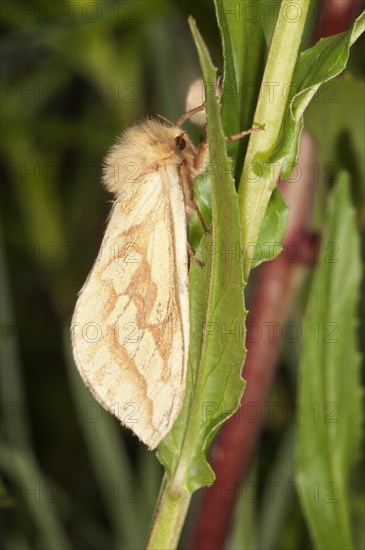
top-left (71, 104), bottom-right (208, 449)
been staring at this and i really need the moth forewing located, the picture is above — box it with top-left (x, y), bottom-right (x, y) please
top-left (71, 120), bottom-right (202, 449)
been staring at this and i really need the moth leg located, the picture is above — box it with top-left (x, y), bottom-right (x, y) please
top-left (187, 242), bottom-right (204, 268)
top-left (227, 124), bottom-right (265, 143)
top-left (194, 133), bottom-right (208, 174)
top-left (180, 159), bottom-right (208, 234)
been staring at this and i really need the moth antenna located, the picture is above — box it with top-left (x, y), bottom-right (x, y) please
top-left (156, 114), bottom-right (175, 126)
top-left (175, 102), bottom-right (206, 127)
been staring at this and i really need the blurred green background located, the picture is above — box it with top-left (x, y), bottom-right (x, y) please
top-left (1, 1), bottom-right (364, 549)
top-left (0, 2), bottom-right (220, 548)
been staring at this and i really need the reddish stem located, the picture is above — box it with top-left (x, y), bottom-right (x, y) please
top-left (313, 0), bottom-right (361, 42)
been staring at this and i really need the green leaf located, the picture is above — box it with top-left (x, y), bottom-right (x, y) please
top-left (188, 172), bottom-right (212, 250)
top-left (297, 173), bottom-right (362, 549)
top-left (238, 1), bottom-right (310, 281)
top-left (213, 0), bottom-right (265, 178)
top-left (271, 10), bottom-right (365, 175)
top-left (305, 74), bottom-right (365, 216)
top-left (157, 18), bottom-right (246, 493)
top-left (252, 188), bottom-right (288, 269)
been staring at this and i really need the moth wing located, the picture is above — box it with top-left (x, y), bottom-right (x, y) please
top-left (71, 167), bottom-right (189, 449)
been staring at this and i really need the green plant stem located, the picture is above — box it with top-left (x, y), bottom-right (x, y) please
top-left (146, 476), bottom-right (191, 549)
top-left (147, 3), bottom-right (311, 548)
top-left (238, 0), bottom-right (310, 282)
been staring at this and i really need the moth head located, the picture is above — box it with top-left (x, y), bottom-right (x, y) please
top-left (155, 114), bottom-right (197, 160)
top-left (102, 119), bottom-right (199, 197)
top-left (172, 128), bottom-right (197, 168)
top-left (175, 133), bottom-right (186, 151)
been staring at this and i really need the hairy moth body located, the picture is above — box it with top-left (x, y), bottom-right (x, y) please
top-left (71, 119), bottom-right (206, 449)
